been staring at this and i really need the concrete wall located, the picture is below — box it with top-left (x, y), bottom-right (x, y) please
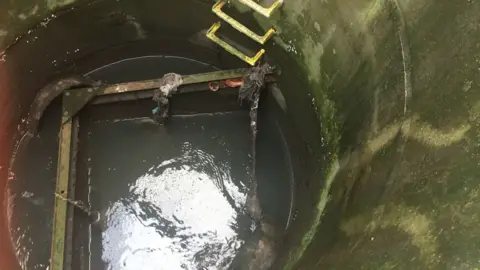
top-left (256, 0), bottom-right (480, 269)
top-left (1, 0), bottom-right (480, 269)
top-left (0, 0), bottom-right (77, 51)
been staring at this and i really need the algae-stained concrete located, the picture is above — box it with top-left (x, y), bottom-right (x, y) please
top-left (1, 0), bottom-right (480, 269)
top-left (251, 0), bottom-right (480, 269)
top-left (0, 0), bottom-right (83, 52)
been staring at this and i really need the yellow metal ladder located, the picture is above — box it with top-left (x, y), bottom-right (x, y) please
top-left (206, 0), bottom-right (283, 66)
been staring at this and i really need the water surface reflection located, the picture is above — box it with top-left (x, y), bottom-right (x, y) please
top-left (88, 113), bottom-right (253, 270)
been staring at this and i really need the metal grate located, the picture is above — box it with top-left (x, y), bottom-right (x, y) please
top-left (48, 68), bottom-right (275, 270)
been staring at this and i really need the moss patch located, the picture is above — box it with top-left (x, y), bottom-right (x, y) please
top-left (342, 203), bottom-right (440, 266)
top-left (47, 0), bottom-right (76, 10)
top-left (284, 158), bottom-right (340, 270)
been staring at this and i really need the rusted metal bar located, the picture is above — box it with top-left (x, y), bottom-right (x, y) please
top-left (91, 81), bottom-right (229, 105)
top-left (64, 117), bottom-right (79, 270)
top-left (90, 77), bottom-right (276, 105)
top-left (50, 116), bottom-right (73, 270)
top-left (96, 68), bottom-right (256, 95)
top-left (62, 68), bottom-right (276, 119)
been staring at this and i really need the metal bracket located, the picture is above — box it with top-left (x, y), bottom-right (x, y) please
top-left (237, 0), bottom-right (283, 18)
top-left (62, 86), bottom-right (103, 123)
top-left (206, 22), bottom-right (265, 66)
top-left (213, 0), bottom-right (275, 44)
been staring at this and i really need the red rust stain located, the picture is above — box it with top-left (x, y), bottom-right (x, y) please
top-left (225, 78), bottom-right (244, 88)
top-left (0, 60), bottom-right (20, 270)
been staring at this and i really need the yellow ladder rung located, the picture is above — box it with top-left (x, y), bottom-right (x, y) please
top-left (206, 22), bottom-right (265, 66)
top-left (213, 0), bottom-right (275, 44)
top-left (237, 0), bottom-right (283, 18)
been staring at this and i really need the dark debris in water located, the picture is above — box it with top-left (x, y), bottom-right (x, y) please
top-left (238, 63), bottom-right (274, 104)
top-left (152, 73), bottom-right (183, 125)
top-left (240, 64), bottom-right (276, 223)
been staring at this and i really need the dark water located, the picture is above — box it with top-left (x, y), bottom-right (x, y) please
top-left (7, 99), bottom-right (61, 270)
top-left (88, 114), bottom-right (253, 269)
top-left (8, 55), bottom-right (293, 270)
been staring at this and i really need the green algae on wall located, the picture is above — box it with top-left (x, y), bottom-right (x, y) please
top-left (251, 0), bottom-right (480, 269)
top-left (0, 0), bottom-right (83, 52)
top-left (284, 158), bottom-right (340, 270)
top-left (342, 202), bottom-right (441, 266)
top-left (46, 0), bottom-right (76, 10)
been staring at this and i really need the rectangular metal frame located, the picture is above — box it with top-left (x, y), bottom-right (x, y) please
top-left (49, 68), bottom-right (274, 270)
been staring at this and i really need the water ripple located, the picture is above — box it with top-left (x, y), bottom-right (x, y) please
top-left (100, 145), bottom-right (252, 270)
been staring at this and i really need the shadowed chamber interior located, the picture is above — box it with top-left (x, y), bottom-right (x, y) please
top-left (1, 0), bottom-right (480, 269)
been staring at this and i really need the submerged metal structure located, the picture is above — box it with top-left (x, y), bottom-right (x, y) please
top-left (49, 68), bottom-right (274, 270)
top-left (0, 0), bottom-right (479, 269)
